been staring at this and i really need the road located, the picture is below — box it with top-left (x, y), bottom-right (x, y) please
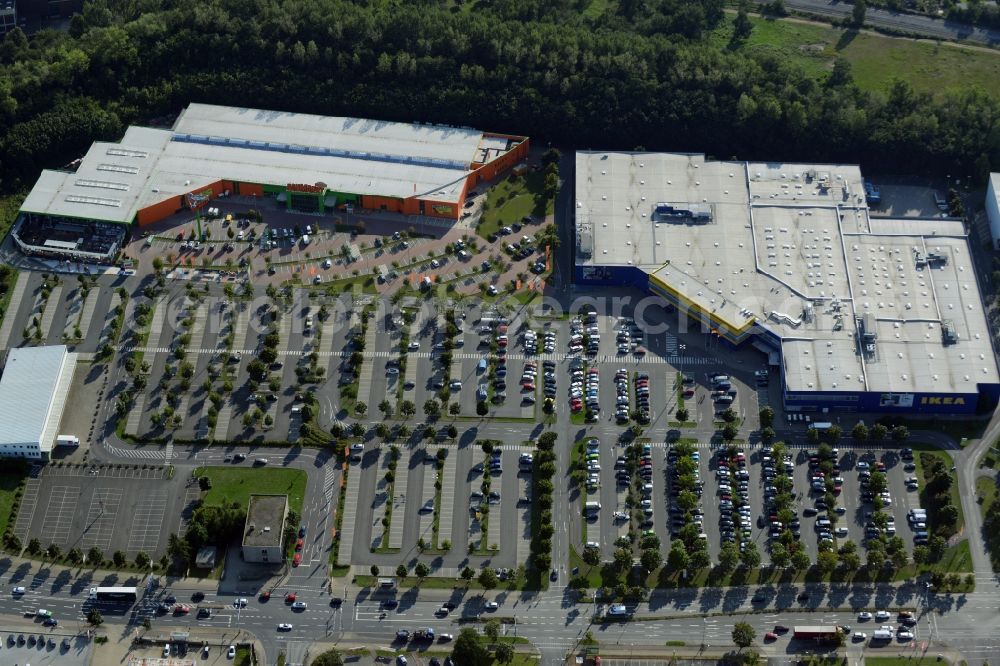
top-left (753, 0), bottom-right (1000, 45)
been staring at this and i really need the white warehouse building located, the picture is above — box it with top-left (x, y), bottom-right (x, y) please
top-left (987, 173), bottom-right (1000, 250)
top-left (0, 346), bottom-right (76, 459)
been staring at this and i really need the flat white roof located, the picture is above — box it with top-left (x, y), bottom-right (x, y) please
top-left (0, 346), bottom-right (72, 452)
top-left (577, 151), bottom-right (999, 395)
top-left (21, 104), bottom-right (524, 224)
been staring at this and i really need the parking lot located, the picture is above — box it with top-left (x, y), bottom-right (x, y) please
top-left (0, 633), bottom-right (91, 666)
top-left (13, 464), bottom-right (187, 558)
top-left (577, 436), bottom-right (927, 571)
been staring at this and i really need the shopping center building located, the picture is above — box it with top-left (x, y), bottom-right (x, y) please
top-left (575, 151), bottom-right (1000, 414)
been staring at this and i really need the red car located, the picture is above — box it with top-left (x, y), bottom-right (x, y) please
top-left (295, 538), bottom-right (304, 551)
top-left (260, 591), bottom-right (271, 601)
top-left (173, 604), bottom-right (190, 614)
top-left (285, 592), bottom-right (297, 603)
top-left (765, 632), bottom-right (778, 641)
top-left (522, 383), bottom-right (535, 391)
top-left (292, 553), bottom-right (302, 567)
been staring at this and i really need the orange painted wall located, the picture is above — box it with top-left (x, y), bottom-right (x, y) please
top-left (238, 182), bottom-right (264, 197)
top-left (361, 195), bottom-right (404, 214)
top-left (137, 195), bottom-right (183, 226)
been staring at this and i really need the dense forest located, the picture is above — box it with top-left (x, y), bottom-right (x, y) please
top-left (0, 0), bottom-right (998, 191)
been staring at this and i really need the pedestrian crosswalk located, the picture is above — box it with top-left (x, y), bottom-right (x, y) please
top-left (322, 466), bottom-right (338, 503)
top-left (102, 440), bottom-right (168, 460)
top-left (664, 334), bottom-right (678, 355)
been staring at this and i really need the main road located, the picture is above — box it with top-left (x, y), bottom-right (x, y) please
top-left (751, 0), bottom-right (1000, 45)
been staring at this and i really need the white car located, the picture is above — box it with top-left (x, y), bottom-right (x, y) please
top-left (852, 632), bottom-right (867, 641)
top-left (164, 645), bottom-right (171, 657)
top-left (897, 630), bottom-right (914, 641)
top-left (386, 367), bottom-right (400, 375)
top-left (228, 645), bottom-right (237, 658)
top-left (874, 610), bottom-right (890, 621)
top-left (234, 598), bottom-right (248, 608)
top-left (12, 587), bottom-right (25, 595)
top-left (858, 611), bottom-right (873, 621)
top-left (277, 623), bottom-right (293, 631)
top-left (484, 601), bottom-right (499, 611)
top-left (291, 601), bottom-right (307, 610)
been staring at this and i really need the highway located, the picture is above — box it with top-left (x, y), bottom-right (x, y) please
top-left (750, 0), bottom-right (1000, 45)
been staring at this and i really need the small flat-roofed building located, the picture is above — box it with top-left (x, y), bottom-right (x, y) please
top-left (0, 345), bottom-right (75, 458)
top-left (241, 495), bottom-right (288, 564)
top-left (576, 151), bottom-right (1000, 414)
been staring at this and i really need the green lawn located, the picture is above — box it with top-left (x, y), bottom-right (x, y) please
top-left (976, 475), bottom-right (1000, 572)
top-left (477, 171), bottom-right (553, 240)
top-left (913, 449), bottom-right (965, 535)
top-left (193, 466), bottom-right (307, 515)
top-left (715, 14), bottom-right (1000, 100)
top-left (0, 465), bottom-right (28, 536)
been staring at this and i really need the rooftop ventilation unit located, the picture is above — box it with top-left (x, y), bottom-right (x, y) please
top-left (942, 320), bottom-right (958, 345)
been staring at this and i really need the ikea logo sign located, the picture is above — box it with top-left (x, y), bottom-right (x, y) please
top-left (920, 396), bottom-right (966, 406)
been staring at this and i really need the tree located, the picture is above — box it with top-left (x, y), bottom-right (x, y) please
top-left (583, 547), bottom-right (601, 567)
top-left (135, 551), bottom-right (151, 568)
top-left (370, 565), bottom-right (380, 577)
top-left (87, 546), bottom-right (104, 564)
top-left (478, 567), bottom-right (498, 591)
top-left (415, 562), bottom-right (430, 579)
top-left (461, 566), bottom-right (475, 582)
top-left (817, 551), bottom-right (838, 574)
top-left (770, 543), bottom-right (790, 569)
top-left (718, 542), bottom-right (740, 572)
top-left (641, 548), bottom-right (663, 572)
top-left (732, 621), bottom-right (756, 649)
top-left (495, 642), bottom-right (515, 664)
top-left (732, 3), bottom-right (753, 43)
top-left (423, 399), bottom-right (441, 417)
top-left (400, 400), bottom-right (416, 417)
top-left (27, 538), bottom-right (41, 555)
top-left (851, 0), bottom-right (867, 27)
top-left (892, 425), bottom-right (909, 441)
top-left (355, 401), bottom-right (367, 416)
top-left (396, 564), bottom-right (408, 578)
top-left (87, 608), bottom-right (103, 626)
top-left (740, 542), bottom-right (761, 569)
top-left (312, 649), bottom-right (345, 666)
top-left (791, 549), bottom-right (811, 571)
top-left (451, 628), bottom-right (492, 666)
top-left (852, 423), bottom-right (869, 442)
top-left (484, 619), bottom-right (502, 643)
top-left (870, 423), bottom-right (888, 441)
top-left (113, 550), bottom-right (127, 567)
top-left (46, 543), bottom-right (61, 559)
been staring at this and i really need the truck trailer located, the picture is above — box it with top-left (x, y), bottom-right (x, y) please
top-left (793, 626), bottom-right (845, 641)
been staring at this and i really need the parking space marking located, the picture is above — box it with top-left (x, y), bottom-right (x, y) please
top-left (388, 449), bottom-right (411, 549)
top-left (127, 489), bottom-right (168, 554)
top-left (337, 455), bottom-right (361, 565)
top-left (81, 488), bottom-right (122, 550)
top-left (41, 485), bottom-right (79, 545)
top-left (12, 478), bottom-right (40, 541)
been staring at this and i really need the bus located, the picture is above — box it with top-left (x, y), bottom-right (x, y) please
top-left (809, 422), bottom-right (833, 432)
top-left (88, 587), bottom-right (138, 603)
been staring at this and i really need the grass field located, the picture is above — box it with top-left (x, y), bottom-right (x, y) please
top-left (477, 171), bottom-right (553, 240)
top-left (0, 465), bottom-right (28, 536)
top-left (193, 466), bottom-right (307, 515)
top-left (977, 475), bottom-right (1000, 572)
top-left (715, 14), bottom-right (1000, 100)
top-left (913, 449), bottom-right (965, 534)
